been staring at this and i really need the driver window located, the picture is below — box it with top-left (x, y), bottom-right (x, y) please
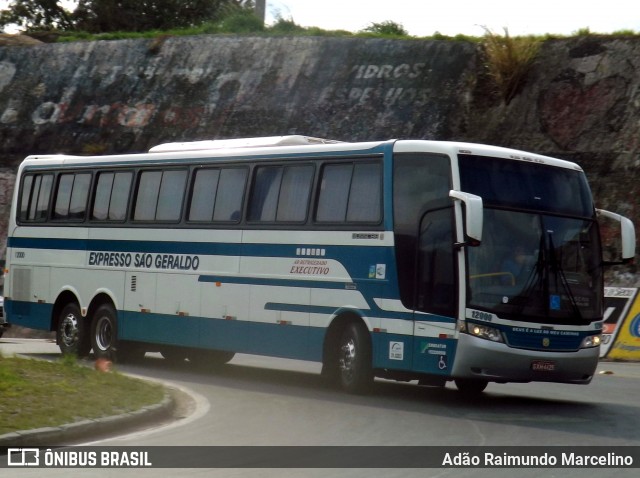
top-left (416, 207), bottom-right (456, 317)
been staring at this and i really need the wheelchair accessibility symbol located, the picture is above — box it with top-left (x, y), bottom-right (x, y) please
top-left (438, 355), bottom-right (448, 370)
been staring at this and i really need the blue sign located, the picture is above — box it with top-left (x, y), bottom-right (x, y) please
top-left (630, 314), bottom-right (640, 338)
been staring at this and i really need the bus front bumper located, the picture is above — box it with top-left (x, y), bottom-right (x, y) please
top-left (451, 333), bottom-right (599, 384)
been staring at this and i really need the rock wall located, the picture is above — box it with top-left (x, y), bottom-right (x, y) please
top-left (463, 37), bottom-right (640, 283)
top-left (0, 34), bottom-right (638, 281)
top-left (0, 36), bottom-right (475, 160)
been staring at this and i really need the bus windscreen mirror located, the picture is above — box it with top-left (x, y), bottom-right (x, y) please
top-left (597, 209), bottom-right (637, 263)
top-left (449, 190), bottom-right (483, 246)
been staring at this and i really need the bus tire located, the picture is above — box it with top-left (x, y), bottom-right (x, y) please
top-left (57, 303), bottom-right (91, 357)
top-left (454, 378), bottom-right (488, 394)
top-left (337, 321), bottom-right (373, 394)
top-left (188, 349), bottom-right (235, 368)
top-left (90, 304), bottom-right (145, 363)
top-left (91, 305), bottom-right (145, 363)
top-left (91, 304), bottom-right (118, 360)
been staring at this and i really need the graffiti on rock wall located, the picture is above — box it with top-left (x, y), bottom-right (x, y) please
top-left (0, 58), bottom-right (443, 141)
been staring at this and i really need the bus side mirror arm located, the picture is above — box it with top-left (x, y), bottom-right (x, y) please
top-left (450, 190), bottom-right (483, 247)
top-left (596, 209), bottom-right (636, 264)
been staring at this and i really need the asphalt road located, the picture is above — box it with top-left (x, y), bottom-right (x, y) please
top-left (2, 338), bottom-right (640, 478)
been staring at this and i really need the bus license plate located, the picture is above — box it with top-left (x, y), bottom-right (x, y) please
top-left (531, 360), bottom-right (556, 372)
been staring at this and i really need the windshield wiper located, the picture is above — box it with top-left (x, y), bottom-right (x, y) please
top-left (548, 233), bottom-right (583, 321)
top-left (513, 232), bottom-right (546, 316)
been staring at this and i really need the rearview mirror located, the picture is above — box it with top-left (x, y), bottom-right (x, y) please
top-left (449, 190), bottom-right (483, 246)
top-left (596, 209), bottom-right (636, 264)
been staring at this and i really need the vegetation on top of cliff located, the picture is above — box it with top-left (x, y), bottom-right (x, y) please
top-left (27, 16), bottom-right (483, 43)
top-left (2, 2), bottom-right (638, 44)
top-left (481, 28), bottom-right (541, 104)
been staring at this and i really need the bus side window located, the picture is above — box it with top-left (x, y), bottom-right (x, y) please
top-left (133, 169), bottom-right (187, 222)
top-left (347, 163), bottom-right (382, 222)
top-left (316, 161), bottom-right (382, 224)
top-left (416, 208), bottom-right (456, 317)
top-left (53, 173), bottom-right (91, 221)
top-left (18, 175), bottom-right (34, 222)
top-left (92, 172), bottom-right (133, 222)
top-left (248, 165), bottom-right (313, 223)
top-left (316, 164), bottom-right (351, 222)
top-left (19, 173), bottom-right (53, 222)
top-left (248, 166), bottom-right (283, 222)
top-left (109, 172), bottom-right (132, 221)
top-left (189, 167), bottom-right (248, 223)
top-left (213, 168), bottom-right (247, 222)
top-left (276, 165), bottom-right (314, 222)
top-left (156, 170), bottom-right (188, 221)
top-left (189, 169), bottom-right (221, 221)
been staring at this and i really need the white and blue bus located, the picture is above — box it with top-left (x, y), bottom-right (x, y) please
top-left (3, 136), bottom-right (635, 393)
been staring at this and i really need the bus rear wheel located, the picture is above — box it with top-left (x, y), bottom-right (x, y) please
top-left (337, 321), bottom-right (373, 394)
top-left (91, 304), bottom-right (144, 363)
top-left (57, 303), bottom-right (91, 357)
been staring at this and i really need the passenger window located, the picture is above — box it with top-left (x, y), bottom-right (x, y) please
top-left (92, 172), bottom-right (132, 221)
top-left (19, 175), bottom-right (34, 221)
top-left (156, 170), bottom-right (187, 221)
top-left (19, 173), bottom-right (54, 222)
top-left (188, 167), bottom-right (247, 223)
top-left (347, 163), bottom-right (381, 222)
top-left (249, 166), bottom-right (283, 222)
top-left (54, 174), bottom-right (74, 219)
top-left (214, 168), bottom-right (247, 222)
top-left (93, 173), bottom-right (114, 221)
top-left (53, 173), bottom-right (91, 220)
top-left (248, 165), bottom-right (313, 223)
top-left (109, 172), bottom-right (132, 220)
top-left (276, 165), bottom-right (314, 222)
top-left (133, 170), bottom-right (187, 222)
top-left (316, 164), bottom-right (351, 222)
top-left (134, 171), bottom-right (161, 221)
top-left (316, 161), bottom-right (381, 223)
top-left (69, 174), bottom-right (91, 219)
top-left (189, 169), bottom-right (221, 222)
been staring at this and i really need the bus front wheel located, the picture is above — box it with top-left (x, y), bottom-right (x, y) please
top-left (454, 378), bottom-right (488, 394)
top-left (57, 303), bottom-right (91, 357)
top-left (188, 349), bottom-right (235, 368)
top-left (337, 321), bottom-right (373, 394)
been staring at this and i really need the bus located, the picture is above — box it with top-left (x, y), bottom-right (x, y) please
top-left (3, 135), bottom-right (635, 394)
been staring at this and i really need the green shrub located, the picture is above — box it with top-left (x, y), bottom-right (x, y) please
top-left (482, 27), bottom-right (540, 104)
top-left (218, 11), bottom-right (265, 34)
top-left (360, 21), bottom-right (409, 37)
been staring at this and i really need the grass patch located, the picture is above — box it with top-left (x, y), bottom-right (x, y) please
top-left (482, 28), bottom-right (541, 104)
top-left (0, 355), bottom-right (164, 435)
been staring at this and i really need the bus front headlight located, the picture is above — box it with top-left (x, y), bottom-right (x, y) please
top-left (465, 323), bottom-right (504, 343)
top-left (580, 334), bottom-right (602, 349)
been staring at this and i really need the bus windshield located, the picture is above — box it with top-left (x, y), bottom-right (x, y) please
top-left (458, 155), bottom-right (593, 218)
top-left (460, 155), bottom-right (602, 324)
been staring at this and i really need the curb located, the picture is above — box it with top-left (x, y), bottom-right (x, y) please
top-left (0, 389), bottom-right (175, 446)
